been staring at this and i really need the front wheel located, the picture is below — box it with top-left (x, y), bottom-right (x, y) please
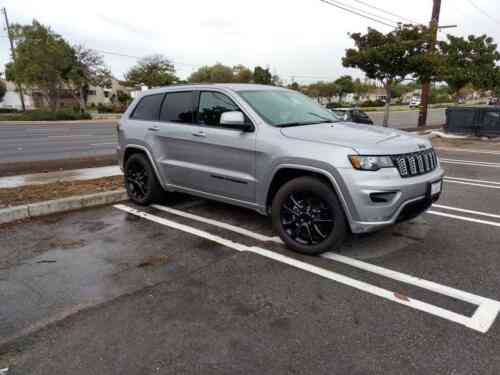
top-left (271, 177), bottom-right (348, 255)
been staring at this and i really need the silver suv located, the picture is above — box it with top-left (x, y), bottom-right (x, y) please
top-left (118, 84), bottom-right (444, 254)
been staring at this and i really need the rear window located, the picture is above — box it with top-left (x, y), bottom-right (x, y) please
top-left (160, 92), bottom-right (194, 123)
top-left (130, 94), bottom-right (164, 121)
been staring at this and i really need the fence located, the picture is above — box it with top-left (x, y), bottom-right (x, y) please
top-left (445, 107), bottom-right (500, 137)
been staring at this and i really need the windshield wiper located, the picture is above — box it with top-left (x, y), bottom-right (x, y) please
top-left (306, 112), bottom-right (336, 122)
top-left (275, 121), bottom-right (325, 128)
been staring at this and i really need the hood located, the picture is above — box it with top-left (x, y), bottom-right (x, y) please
top-left (280, 122), bottom-right (431, 155)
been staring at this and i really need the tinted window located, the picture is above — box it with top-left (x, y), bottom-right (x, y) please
top-left (131, 94), bottom-right (164, 121)
top-left (198, 92), bottom-right (240, 126)
top-left (160, 92), bottom-right (194, 123)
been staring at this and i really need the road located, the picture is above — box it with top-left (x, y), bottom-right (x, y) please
top-left (0, 121), bottom-right (117, 164)
top-left (0, 108), bottom-right (445, 165)
top-left (1, 145), bottom-right (500, 374)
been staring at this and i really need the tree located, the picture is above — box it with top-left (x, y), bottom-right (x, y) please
top-left (188, 66), bottom-right (212, 83)
top-left (208, 63), bottom-right (234, 83)
top-left (343, 25), bottom-right (434, 126)
top-left (253, 66), bottom-right (272, 85)
top-left (438, 34), bottom-right (500, 99)
top-left (9, 20), bottom-right (74, 111)
top-left (189, 63), bottom-right (234, 83)
top-left (0, 80), bottom-right (6, 102)
top-left (334, 75), bottom-right (354, 102)
top-left (233, 65), bottom-right (253, 83)
top-left (124, 55), bottom-right (178, 88)
top-left (66, 45), bottom-right (112, 111)
top-left (288, 82), bottom-right (300, 91)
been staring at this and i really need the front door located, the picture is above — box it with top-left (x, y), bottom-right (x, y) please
top-left (157, 90), bottom-right (257, 203)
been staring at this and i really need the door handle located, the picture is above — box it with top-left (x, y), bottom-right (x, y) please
top-left (192, 131), bottom-right (206, 138)
top-left (148, 125), bottom-right (160, 132)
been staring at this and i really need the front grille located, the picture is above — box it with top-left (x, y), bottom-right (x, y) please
top-left (391, 149), bottom-right (438, 178)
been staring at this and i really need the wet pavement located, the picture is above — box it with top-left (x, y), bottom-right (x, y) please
top-left (0, 166), bottom-right (122, 189)
top-left (0, 147), bottom-right (500, 374)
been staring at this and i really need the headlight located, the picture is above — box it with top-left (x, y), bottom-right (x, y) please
top-left (349, 155), bottom-right (394, 171)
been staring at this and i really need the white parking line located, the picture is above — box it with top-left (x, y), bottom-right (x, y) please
top-left (437, 147), bottom-right (500, 156)
top-left (432, 204), bottom-right (500, 220)
top-left (440, 159), bottom-right (500, 168)
top-left (90, 142), bottom-right (117, 146)
top-left (116, 203), bottom-right (500, 333)
top-left (151, 204), bottom-right (281, 243)
top-left (445, 176), bottom-right (500, 185)
top-left (444, 179), bottom-right (500, 189)
top-left (427, 210), bottom-right (500, 228)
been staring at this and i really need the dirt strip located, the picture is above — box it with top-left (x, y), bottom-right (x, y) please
top-left (0, 176), bottom-right (124, 208)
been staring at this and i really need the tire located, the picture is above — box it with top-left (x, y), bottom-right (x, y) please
top-left (124, 153), bottom-right (164, 205)
top-left (271, 176), bottom-right (348, 255)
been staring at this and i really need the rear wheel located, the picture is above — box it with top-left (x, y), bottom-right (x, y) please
top-left (124, 153), bottom-right (163, 205)
top-left (271, 177), bottom-right (347, 255)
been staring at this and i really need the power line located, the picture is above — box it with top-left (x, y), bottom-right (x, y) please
top-left (319, 0), bottom-right (396, 28)
top-left (322, 0), bottom-right (401, 25)
top-left (349, 0), bottom-right (420, 25)
top-left (93, 48), bottom-right (343, 80)
top-left (464, 0), bottom-right (500, 25)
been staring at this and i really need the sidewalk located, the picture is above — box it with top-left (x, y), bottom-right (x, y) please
top-left (0, 166), bottom-right (122, 189)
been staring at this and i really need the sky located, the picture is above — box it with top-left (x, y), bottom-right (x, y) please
top-left (1, 0), bottom-right (499, 84)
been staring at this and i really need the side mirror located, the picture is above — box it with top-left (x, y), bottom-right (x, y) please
top-left (220, 111), bottom-right (253, 131)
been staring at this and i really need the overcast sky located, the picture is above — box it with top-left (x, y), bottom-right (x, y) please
top-left (1, 0), bottom-right (499, 84)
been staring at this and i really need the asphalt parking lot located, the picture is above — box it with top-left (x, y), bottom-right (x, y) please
top-left (1, 146), bottom-right (500, 374)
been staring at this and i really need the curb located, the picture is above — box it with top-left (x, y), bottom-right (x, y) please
top-left (0, 189), bottom-right (128, 225)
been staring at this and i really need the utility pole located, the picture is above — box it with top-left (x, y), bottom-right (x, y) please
top-left (2, 7), bottom-right (26, 112)
top-left (418, 0), bottom-right (441, 127)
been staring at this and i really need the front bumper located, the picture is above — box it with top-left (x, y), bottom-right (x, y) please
top-left (338, 166), bottom-right (445, 233)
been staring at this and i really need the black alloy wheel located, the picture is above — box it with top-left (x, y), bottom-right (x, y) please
top-left (124, 153), bottom-right (163, 205)
top-left (272, 177), bottom-right (348, 255)
top-left (280, 191), bottom-right (334, 246)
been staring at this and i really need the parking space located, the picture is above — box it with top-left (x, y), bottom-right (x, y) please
top-left (1, 145), bottom-right (500, 373)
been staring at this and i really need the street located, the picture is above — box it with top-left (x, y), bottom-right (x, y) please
top-left (0, 122), bottom-right (117, 164)
top-left (0, 109), bottom-right (445, 164)
top-left (1, 145), bottom-right (500, 374)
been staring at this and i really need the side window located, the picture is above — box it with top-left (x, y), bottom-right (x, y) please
top-left (197, 91), bottom-right (240, 127)
top-left (160, 92), bottom-right (194, 124)
top-left (130, 94), bottom-right (164, 121)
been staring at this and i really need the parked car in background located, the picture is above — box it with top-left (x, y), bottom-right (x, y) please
top-left (409, 97), bottom-right (421, 109)
top-left (487, 97), bottom-right (498, 106)
top-left (331, 108), bottom-right (374, 125)
top-left (118, 84), bottom-right (443, 255)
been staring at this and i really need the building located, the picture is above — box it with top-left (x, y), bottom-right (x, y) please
top-left (0, 78), bottom-right (131, 110)
top-left (0, 81), bottom-right (35, 110)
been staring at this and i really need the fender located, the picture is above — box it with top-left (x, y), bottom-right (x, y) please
top-left (262, 163), bottom-right (358, 225)
top-left (123, 144), bottom-right (169, 190)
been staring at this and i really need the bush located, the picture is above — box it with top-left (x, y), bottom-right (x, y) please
top-left (326, 102), bottom-right (342, 109)
top-left (97, 103), bottom-right (124, 114)
top-left (359, 100), bottom-right (386, 107)
top-left (0, 108), bottom-right (20, 113)
top-left (0, 110), bottom-right (92, 121)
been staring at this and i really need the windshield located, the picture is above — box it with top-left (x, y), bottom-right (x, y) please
top-left (238, 90), bottom-right (339, 127)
